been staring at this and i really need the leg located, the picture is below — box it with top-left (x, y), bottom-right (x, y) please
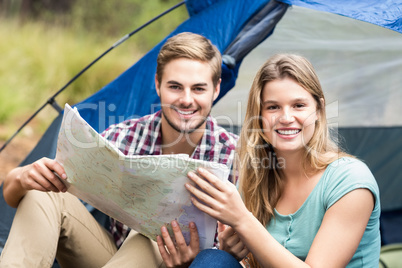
top-left (0, 191), bottom-right (117, 268)
top-left (103, 230), bottom-right (166, 268)
top-left (189, 249), bottom-right (243, 268)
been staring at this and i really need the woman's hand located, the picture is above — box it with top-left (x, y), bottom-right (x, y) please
top-left (185, 167), bottom-right (250, 228)
top-left (218, 221), bottom-right (249, 261)
top-left (156, 220), bottom-right (200, 268)
top-left (18, 157), bottom-right (67, 193)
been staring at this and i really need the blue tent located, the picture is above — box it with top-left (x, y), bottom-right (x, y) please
top-left (1, 0), bottom-right (402, 254)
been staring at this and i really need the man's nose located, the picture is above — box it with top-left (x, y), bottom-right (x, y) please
top-left (180, 89), bottom-right (193, 105)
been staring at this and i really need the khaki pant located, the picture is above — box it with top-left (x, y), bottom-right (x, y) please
top-left (0, 191), bottom-right (165, 268)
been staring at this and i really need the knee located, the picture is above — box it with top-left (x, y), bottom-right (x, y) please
top-left (18, 190), bottom-right (64, 214)
top-left (190, 249), bottom-right (242, 268)
top-left (20, 190), bottom-right (50, 206)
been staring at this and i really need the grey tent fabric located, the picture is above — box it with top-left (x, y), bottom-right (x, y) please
top-left (0, 187), bottom-right (16, 254)
top-left (0, 115), bottom-right (63, 254)
top-left (20, 113), bottom-right (63, 167)
top-left (338, 127), bottom-right (402, 212)
top-left (223, 0), bottom-right (288, 68)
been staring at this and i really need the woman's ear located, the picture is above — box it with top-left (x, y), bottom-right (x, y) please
top-left (317, 97), bottom-right (325, 120)
top-left (320, 97), bottom-right (325, 108)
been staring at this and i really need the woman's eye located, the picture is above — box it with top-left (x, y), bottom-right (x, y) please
top-left (267, 105), bottom-right (278, 110)
top-left (295, 103), bottom-right (305, 108)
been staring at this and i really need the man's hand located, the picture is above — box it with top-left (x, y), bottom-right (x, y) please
top-left (156, 220), bottom-right (200, 268)
top-left (3, 157), bottom-right (68, 207)
top-left (19, 157), bottom-right (67, 193)
top-left (218, 221), bottom-right (249, 261)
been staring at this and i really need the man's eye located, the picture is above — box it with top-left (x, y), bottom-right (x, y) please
top-left (194, 87), bottom-right (206, 92)
top-left (170, 85), bottom-right (180, 90)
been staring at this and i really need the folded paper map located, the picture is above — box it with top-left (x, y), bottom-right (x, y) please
top-left (55, 104), bottom-right (230, 250)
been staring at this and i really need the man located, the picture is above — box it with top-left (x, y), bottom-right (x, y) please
top-left (0, 32), bottom-right (238, 267)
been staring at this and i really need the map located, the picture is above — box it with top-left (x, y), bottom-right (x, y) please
top-left (55, 104), bottom-right (230, 250)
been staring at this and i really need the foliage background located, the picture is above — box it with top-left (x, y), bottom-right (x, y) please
top-left (0, 0), bottom-right (187, 178)
top-left (0, 0), bottom-right (187, 133)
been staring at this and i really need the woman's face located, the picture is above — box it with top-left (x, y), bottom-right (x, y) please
top-left (260, 77), bottom-right (318, 155)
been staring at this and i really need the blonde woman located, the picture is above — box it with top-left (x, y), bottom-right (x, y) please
top-left (185, 54), bottom-right (380, 267)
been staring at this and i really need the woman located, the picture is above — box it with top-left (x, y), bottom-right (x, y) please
top-left (185, 54), bottom-right (380, 267)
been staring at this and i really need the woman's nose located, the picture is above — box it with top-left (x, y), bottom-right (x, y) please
top-left (278, 109), bottom-right (294, 123)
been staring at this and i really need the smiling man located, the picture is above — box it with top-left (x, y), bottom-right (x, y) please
top-left (1, 32), bottom-right (238, 268)
top-left (155, 57), bottom-right (220, 155)
top-left (157, 58), bottom-right (217, 133)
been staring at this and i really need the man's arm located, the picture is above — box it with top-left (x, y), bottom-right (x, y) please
top-left (3, 157), bottom-right (67, 207)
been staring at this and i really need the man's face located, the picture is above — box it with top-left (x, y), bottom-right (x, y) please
top-left (156, 58), bottom-right (220, 134)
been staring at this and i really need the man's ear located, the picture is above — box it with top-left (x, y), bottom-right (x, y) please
top-left (213, 78), bottom-right (221, 101)
top-left (155, 74), bottom-right (161, 97)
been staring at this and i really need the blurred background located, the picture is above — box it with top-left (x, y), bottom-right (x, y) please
top-left (0, 0), bottom-right (188, 179)
top-left (1, 0), bottom-right (401, 185)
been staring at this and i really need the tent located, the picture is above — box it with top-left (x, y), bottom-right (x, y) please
top-left (1, 0), bottom-right (401, 255)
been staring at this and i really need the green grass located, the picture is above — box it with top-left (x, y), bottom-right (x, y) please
top-left (0, 19), bottom-right (143, 136)
top-left (0, 0), bottom-right (188, 140)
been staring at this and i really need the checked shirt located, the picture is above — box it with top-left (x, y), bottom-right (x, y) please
top-left (101, 110), bottom-right (238, 248)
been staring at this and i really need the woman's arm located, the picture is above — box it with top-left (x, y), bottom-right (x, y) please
top-left (186, 168), bottom-right (374, 267)
top-left (3, 157), bottom-right (67, 207)
top-left (305, 188), bottom-right (374, 266)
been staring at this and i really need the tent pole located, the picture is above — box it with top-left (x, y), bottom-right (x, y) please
top-left (0, 1), bottom-right (185, 154)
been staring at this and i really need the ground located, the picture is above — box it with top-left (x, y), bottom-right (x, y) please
top-left (0, 127), bottom-right (40, 185)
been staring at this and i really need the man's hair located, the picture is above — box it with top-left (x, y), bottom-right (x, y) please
top-left (156, 32), bottom-right (222, 87)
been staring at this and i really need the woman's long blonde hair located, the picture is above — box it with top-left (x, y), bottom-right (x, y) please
top-left (237, 54), bottom-right (351, 267)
